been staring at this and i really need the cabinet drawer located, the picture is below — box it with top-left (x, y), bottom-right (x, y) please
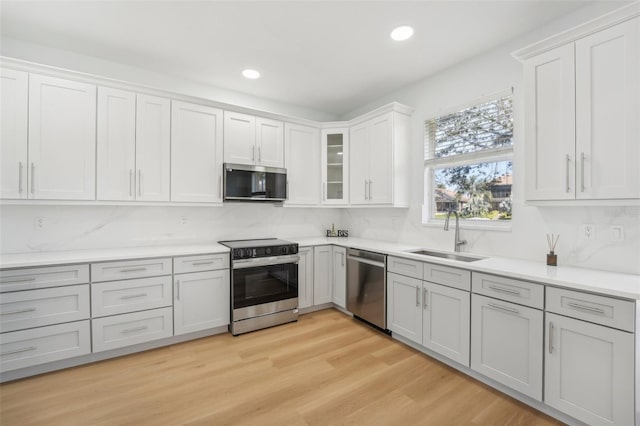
top-left (387, 256), bottom-right (422, 279)
top-left (91, 276), bottom-right (172, 318)
top-left (423, 263), bottom-right (470, 291)
top-left (91, 258), bottom-right (172, 282)
top-left (0, 285), bottom-right (90, 333)
top-left (0, 320), bottom-right (90, 372)
top-left (91, 307), bottom-right (173, 352)
top-left (0, 264), bottom-right (89, 293)
top-left (472, 273), bottom-right (544, 309)
top-left (173, 253), bottom-right (229, 274)
top-left (546, 287), bottom-right (635, 332)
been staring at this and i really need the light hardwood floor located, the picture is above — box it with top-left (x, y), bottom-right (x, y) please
top-left (0, 309), bottom-right (562, 425)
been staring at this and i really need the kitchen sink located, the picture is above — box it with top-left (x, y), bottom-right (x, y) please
top-left (405, 249), bottom-right (482, 262)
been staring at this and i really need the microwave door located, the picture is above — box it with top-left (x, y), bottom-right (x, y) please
top-left (251, 172), bottom-right (266, 197)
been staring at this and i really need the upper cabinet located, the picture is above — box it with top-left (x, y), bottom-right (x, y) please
top-left (520, 15), bottom-right (639, 202)
top-left (223, 111), bottom-right (284, 168)
top-left (0, 68), bottom-right (28, 200)
top-left (349, 110), bottom-right (410, 206)
top-left (321, 129), bottom-right (349, 205)
top-left (284, 123), bottom-right (320, 205)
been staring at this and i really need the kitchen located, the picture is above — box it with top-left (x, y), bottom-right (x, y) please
top-left (0, 1), bottom-right (639, 425)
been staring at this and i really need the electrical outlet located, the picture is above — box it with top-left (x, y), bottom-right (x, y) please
top-left (582, 223), bottom-right (595, 240)
top-left (180, 216), bottom-right (188, 226)
top-left (610, 225), bottom-right (624, 241)
top-left (35, 217), bottom-right (46, 230)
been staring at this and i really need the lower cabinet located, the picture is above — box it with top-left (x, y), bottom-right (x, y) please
top-left (173, 269), bottom-right (230, 335)
top-left (92, 307), bottom-right (173, 352)
top-left (387, 272), bottom-right (422, 344)
top-left (470, 293), bottom-right (543, 401)
top-left (332, 246), bottom-right (346, 308)
top-left (313, 245), bottom-right (333, 305)
top-left (298, 247), bottom-right (314, 309)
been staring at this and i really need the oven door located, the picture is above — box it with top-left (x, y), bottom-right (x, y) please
top-left (231, 255), bottom-right (299, 317)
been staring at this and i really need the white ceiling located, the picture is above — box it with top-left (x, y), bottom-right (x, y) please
top-left (0, 1), bottom-right (601, 116)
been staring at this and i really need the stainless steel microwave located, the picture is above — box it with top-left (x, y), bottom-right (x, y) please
top-left (223, 163), bottom-right (287, 202)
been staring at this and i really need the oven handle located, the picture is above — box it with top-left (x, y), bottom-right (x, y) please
top-left (232, 254), bottom-right (300, 269)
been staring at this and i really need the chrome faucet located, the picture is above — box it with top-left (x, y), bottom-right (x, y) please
top-left (444, 209), bottom-right (467, 252)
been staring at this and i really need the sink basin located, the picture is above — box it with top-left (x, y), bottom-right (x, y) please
top-left (406, 249), bottom-right (482, 263)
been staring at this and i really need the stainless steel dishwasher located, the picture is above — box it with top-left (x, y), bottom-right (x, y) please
top-left (346, 248), bottom-right (387, 331)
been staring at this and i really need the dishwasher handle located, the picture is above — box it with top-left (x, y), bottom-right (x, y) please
top-left (347, 248), bottom-right (386, 264)
top-left (347, 255), bottom-right (385, 268)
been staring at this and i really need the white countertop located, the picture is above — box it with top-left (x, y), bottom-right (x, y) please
top-left (2, 236), bottom-right (639, 300)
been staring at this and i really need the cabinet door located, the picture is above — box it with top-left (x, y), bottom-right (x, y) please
top-left (313, 245), bottom-right (333, 305)
top-left (0, 68), bottom-right (28, 199)
top-left (256, 117), bottom-right (284, 168)
top-left (470, 294), bottom-right (543, 401)
top-left (28, 74), bottom-right (96, 200)
top-left (224, 111), bottom-right (256, 165)
top-left (386, 272), bottom-right (422, 344)
top-left (284, 123), bottom-right (320, 205)
top-left (321, 129), bottom-right (349, 205)
top-left (545, 313), bottom-right (634, 425)
top-left (96, 87), bottom-right (136, 201)
top-left (524, 44), bottom-right (576, 201)
top-left (297, 247), bottom-right (314, 309)
top-left (349, 123), bottom-right (368, 204)
top-left (174, 269), bottom-right (230, 335)
top-left (422, 282), bottom-right (470, 367)
top-left (367, 114), bottom-right (393, 204)
top-left (171, 101), bottom-right (223, 203)
top-left (135, 94), bottom-right (170, 201)
top-left (332, 246), bottom-right (346, 308)
top-left (576, 17), bottom-right (640, 200)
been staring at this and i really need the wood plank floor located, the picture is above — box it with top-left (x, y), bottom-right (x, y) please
top-left (0, 309), bottom-right (562, 426)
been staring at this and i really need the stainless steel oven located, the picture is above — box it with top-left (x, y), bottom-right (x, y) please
top-left (219, 239), bottom-right (299, 335)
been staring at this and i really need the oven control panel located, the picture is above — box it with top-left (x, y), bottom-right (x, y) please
top-left (232, 244), bottom-right (298, 260)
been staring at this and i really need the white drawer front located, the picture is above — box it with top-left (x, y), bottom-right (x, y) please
top-left (387, 256), bottom-right (423, 280)
top-left (91, 307), bottom-right (173, 352)
top-left (472, 273), bottom-right (544, 309)
top-left (423, 263), bottom-right (471, 291)
top-left (546, 287), bottom-right (635, 332)
top-left (91, 258), bottom-right (172, 282)
top-left (0, 264), bottom-right (89, 293)
top-left (91, 276), bottom-right (173, 318)
top-left (0, 285), bottom-right (90, 333)
top-left (173, 253), bottom-right (230, 274)
top-left (0, 320), bottom-right (90, 372)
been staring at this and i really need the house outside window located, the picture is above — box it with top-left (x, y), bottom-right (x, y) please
top-left (424, 90), bottom-right (514, 226)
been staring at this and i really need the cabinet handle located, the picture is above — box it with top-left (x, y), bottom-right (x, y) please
top-left (252, 146), bottom-right (255, 162)
top-left (415, 286), bottom-right (420, 307)
top-left (30, 163), bottom-right (35, 195)
top-left (1, 346), bottom-right (37, 356)
top-left (129, 169), bottom-right (133, 197)
top-left (580, 152), bottom-right (585, 193)
top-left (341, 253), bottom-right (344, 267)
top-left (219, 175), bottom-right (222, 198)
top-left (565, 155), bottom-right (570, 193)
top-left (566, 302), bottom-right (605, 315)
top-left (488, 285), bottom-right (521, 296)
top-left (191, 261), bottom-right (214, 266)
top-left (548, 322), bottom-right (554, 354)
top-left (364, 180), bottom-right (368, 200)
top-left (1, 307), bottom-right (36, 316)
top-left (323, 183), bottom-right (327, 201)
top-left (18, 162), bottom-right (23, 195)
top-left (0, 277), bottom-right (36, 284)
top-left (120, 267), bottom-right (147, 273)
top-left (138, 170), bottom-right (142, 197)
top-left (487, 302), bottom-right (519, 315)
top-left (121, 326), bottom-right (148, 334)
top-left (120, 293), bottom-right (147, 300)
top-left (286, 180), bottom-right (289, 198)
top-left (258, 146), bottom-right (261, 162)
top-left (369, 180), bottom-right (372, 200)
top-left (423, 288), bottom-right (428, 310)
top-left (176, 279), bottom-right (180, 300)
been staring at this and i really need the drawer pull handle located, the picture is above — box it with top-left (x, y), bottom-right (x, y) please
top-left (549, 322), bottom-right (554, 354)
top-left (176, 280), bottom-right (180, 301)
top-left (423, 288), bottom-right (428, 310)
top-left (415, 286), bottom-right (420, 307)
top-left (191, 261), bottom-right (214, 266)
top-left (1, 346), bottom-right (37, 356)
top-left (121, 326), bottom-right (148, 334)
top-left (120, 293), bottom-right (147, 300)
top-left (487, 302), bottom-right (519, 315)
top-left (488, 285), bottom-right (521, 296)
top-left (1, 308), bottom-right (37, 315)
top-left (566, 302), bottom-right (605, 315)
top-left (0, 277), bottom-right (36, 284)
top-left (120, 267), bottom-right (148, 273)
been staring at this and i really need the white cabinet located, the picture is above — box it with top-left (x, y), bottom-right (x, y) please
top-left (523, 17), bottom-right (639, 201)
top-left (387, 272), bottom-right (422, 344)
top-left (171, 101), bottom-right (224, 203)
top-left (0, 68), bottom-right (28, 199)
top-left (332, 246), bottom-right (346, 309)
top-left (224, 111), bottom-right (284, 168)
top-left (470, 293), bottom-right (543, 401)
top-left (298, 247), bottom-right (314, 309)
top-left (349, 111), bottom-right (410, 206)
top-left (92, 307), bottom-right (173, 352)
top-left (321, 129), bottom-right (349, 205)
top-left (91, 276), bottom-right (173, 318)
top-left (174, 269), bottom-right (230, 335)
top-left (28, 74), bottom-right (96, 200)
top-left (284, 123), bottom-right (320, 205)
top-left (313, 245), bottom-right (333, 305)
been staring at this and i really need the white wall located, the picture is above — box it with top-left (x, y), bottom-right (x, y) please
top-left (340, 2), bottom-right (640, 275)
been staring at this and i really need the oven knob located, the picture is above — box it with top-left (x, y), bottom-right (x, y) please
top-left (266, 248), bottom-right (272, 255)
top-left (281, 246), bottom-right (288, 255)
top-left (290, 245), bottom-right (298, 254)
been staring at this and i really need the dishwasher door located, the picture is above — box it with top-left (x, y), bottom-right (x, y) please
top-left (346, 248), bottom-right (387, 330)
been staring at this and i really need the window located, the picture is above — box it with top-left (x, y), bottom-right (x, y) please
top-left (424, 91), bottom-right (513, 225)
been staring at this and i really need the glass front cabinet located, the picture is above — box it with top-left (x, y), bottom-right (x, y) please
top-left (321, 129), bottom-right (349, 205)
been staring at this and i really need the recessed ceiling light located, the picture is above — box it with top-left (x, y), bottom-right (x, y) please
top-left (242, 69), bottom-right (260, 79)
top-left (390, 26), bottom-right (414, 41)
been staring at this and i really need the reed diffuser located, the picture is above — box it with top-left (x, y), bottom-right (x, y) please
top-left (546, 234), bottom-right (559, 266)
